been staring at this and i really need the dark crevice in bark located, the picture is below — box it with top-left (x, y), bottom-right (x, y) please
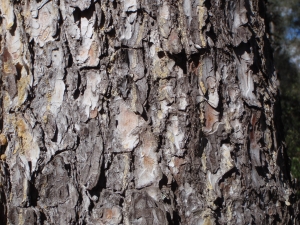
top-left (29, 176), bottom-right (38, 207)
top-left (168, 50), bottom-right (188, 75)
top-left (258, 0), bottom-right (267, 19)
top-left (95, 156), bottom-right (107, 191)
top-left (50, 125), bottom-right (58, 143)
top-left (0, 164), bottom-right (8, 225)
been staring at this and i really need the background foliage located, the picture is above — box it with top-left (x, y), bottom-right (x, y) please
top-left (268, 0), bottom-right (300, 189)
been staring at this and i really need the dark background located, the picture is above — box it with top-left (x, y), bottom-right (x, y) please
top-left (268, 0), bottom-right (300, 194)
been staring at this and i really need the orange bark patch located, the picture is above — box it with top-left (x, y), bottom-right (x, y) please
top-left (15, 117), bottom-right (36, 155)
top-left (0, 154), bottom-right (6, 161)
top-left (102, 207), bottom-right (122, 224)
top-left (118, 105), bottom-right (139, 132)
top-left (17, 75), bottom-right (31, 106)
top-left (2, 47), bottom-right (11, 63)
top-left (104, 208), bottom-right (113, 220)
top-left (88, 41), bottom-right (99, 66)
top-left (0, 0), bottom-right (15, 29)
top-left (142, 132), bottom-right (157, 155)
top-left (16, 117), bottom-right (27, 136)
top-left (169, 156), bottom-right (186, 176)
top-left (0, 134), bottom-right (7, 146)
top-left (174, 157), bottom-right (185, 168)
top-left (250, 111), bottom-right (261, 147)
top-left (39, 11), bottom-right (50, 26)
top-left (143, 155), bottom-right (155, 169)
top-left (169, 30), bottom-right (178, 42)
top-left (116, 102), bottom-right (141, 151)
top-left (1, 47), bottom-right (15, 75)
top-left (204, 103), bottom-right (219, 131)
top-left (39, 27), bottom-right (50, 42)
top-left (90, 108), bottom-right (98, 118)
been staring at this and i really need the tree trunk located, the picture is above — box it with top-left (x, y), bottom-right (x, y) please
top-left (0, 0), bottom-right (298, 224)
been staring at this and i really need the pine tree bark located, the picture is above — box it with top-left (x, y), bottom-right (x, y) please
top-left (0, 0), bottom-right (298, 224)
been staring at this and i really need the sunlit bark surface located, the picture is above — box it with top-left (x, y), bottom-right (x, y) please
top-left (0, 0), bottom-right (298, 224)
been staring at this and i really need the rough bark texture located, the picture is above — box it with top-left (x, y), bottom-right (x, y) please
top-left (0, 0), bottom-right (298, 224)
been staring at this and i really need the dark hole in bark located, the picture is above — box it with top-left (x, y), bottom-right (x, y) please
top-left (171, 179), bottom-right (178, 192)
top-left (107, 27), bottom-right (116, 37)
top-left (51, 125), bottom-right (58, 142)
top-left (119, 197), bottom-right (124, 207)
top-left (64, 164), bottom-right (71, 177)
top-left (163, 197), bottom-right (171, 205)
top-left (73, 71), bottom-right (81, 99)
top-left (99, 9), bottom-right (106, 29)
top-left (29, 171), bottom-right (39, 207)
top-left (206, 26), bottom-right (217, 43)
top-left (81, 4), bottom-right (95, 21)
top-left (168, 51), bottom-right (188, 74)
top-left (0, 184), bottom-right (7, 224)
top-left (76, 135), bottom-right (81, 149)
top-left (15, 63), bottom-right (23, 81)
top-left (8, 15), bottom-right (17, 36)
top-left (197, 136), bottom-right (208, 157)
top-left (113, 0), bottom-right (118, 9)
top-left (190, 53), bottom-right (201, 68)
top-left (40, 211), bottom-right (47, 225)
top-left (159, 174), bottom-right (168, 189)
top-left (141, 108), bottom-right (148, 121)
top-left (256, 165), bottom-right (269, 178)
top-left (158, 51), bottom-right (165, 58)
top-left (204, 0), bottom-right (211, 10)
top-left (166, 212), bottom-right (172, 224)
top-left (73, 89), bottom-right (80, 99)
top-left (73, 7), bottom-right (81, 24)
top-left (220, 0), bottom-right (226, 10)
top-left (89, 156), bottom-right (107, 192)
top-left (258, 0), bottom-right (267, 19)
top-left (172, 210), bottom-right (181, 225)
top-left (67, 51), bottom-right (73, 67)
